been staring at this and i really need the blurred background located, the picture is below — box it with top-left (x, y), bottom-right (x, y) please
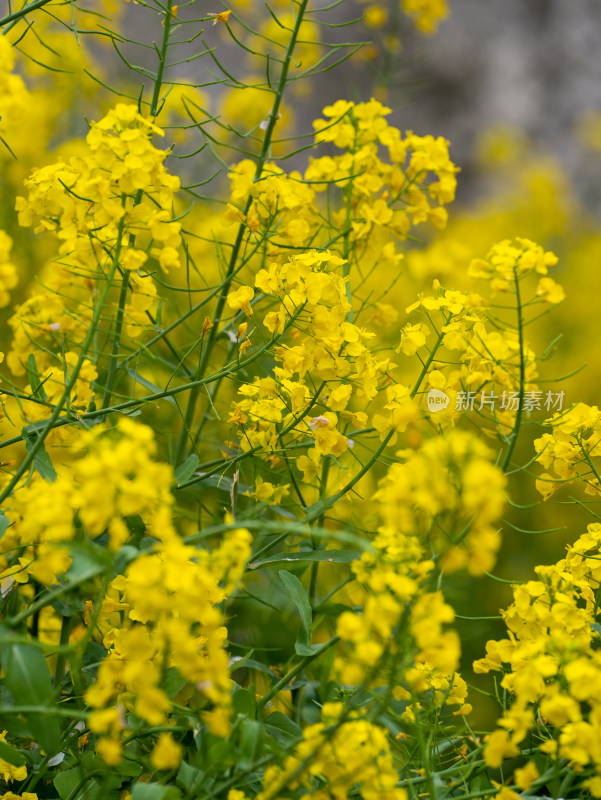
top-left (357, 0), bottom-right (601, 201)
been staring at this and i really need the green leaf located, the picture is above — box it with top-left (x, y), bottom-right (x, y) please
top-left (233, 684), bottom-right (256, 718)
top-left (313, 602), bottom-right (353, 617)
top-left (187, 473), bottom-right (253, 493)
top-left (0, 693), bottom-right (31, 739)
top-left (264, 711), bottom-right (303, 746)
top-left (0, 513), bottom-right (10, 540)
top-left (467, 773), bottom-right (494, 796)
top-left (1, 637), bottom-right (61, 755)
top-left (0, 737), bottom-right (28, 767)
top-left (27, 354), bottom-right (46, 400)
top-left (163, 666), bottom-right (187, 699)
top-left (239, 718), bottom-right (264, 769)
top-left (279, 571), bottom-right (316, 656)
top-left (125, 369), bottom-right (176, 404)
top-left (176, 761), bottom-right (204, 793)
top-left (54, 768), bottom-right (87, 800)
top-left (21, 419), bottom-right (52, 437)
top-left (174, 454), bottom-right (199, 486)
top-left (24, 433), bottom-right (56, 483)
top-left (249, 549), bottom-right (360, 570)
top-left (234, 658), bottom-right (275, 675)
top-left (294, 642), bottom-right (316, 657)
top-left (197, 730), bottom-right (236, 768)
top-left (131, 782), bottom-right (182, 799)
top-left (54, 767), bottom-right (120, 800)
top-left (65, 540), bottom-right (109, 584)
top-left (229, 649), bottom-right (254, 676)
top-left (51, 596), bottom-right (85, 618)
top-left (114, 544), bottom-right (140, 575)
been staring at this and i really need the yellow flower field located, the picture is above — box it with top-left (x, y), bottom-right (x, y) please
top-left (0, 2), bottom-right (600, 799)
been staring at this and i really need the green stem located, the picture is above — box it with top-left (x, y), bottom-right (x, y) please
top-left (190, 342), bottom-right (235, 447)
top-left (53, 615), bottom-right (72, 688)
top-left (251, 326), bottom-right (446, 563)
top-left (0, 0), bottom-right (54, 29)
top-left (577, 435), bottom-right (601, 487)
top-left (309, 456), bottom-right (331, 605)
top-left (100, 0), bottom-right (175, 408)
top-left (64, 771), bottom-right (105, 800)
top-left (257, 635), bottom-right (339, 711)
top-left (0, 217), bottom-right (126, 506)
top-left (174, 0), bottom-right (312, 463)
top-left (101, 267), bottom-right (130, 409)
top-left (0, 634), bottom-right (71, 653)
top-left (23, 719), bottom-right (83, 794)
top-left (178, 377), bottom-right (326, 496)
top-left (149, 0), bottom-right (174, 119)
top-left (68, 571), bottom-right (113, 704)
top-left (411, 324), bottom-right (447, 401)
top-left (254, 634), bottom-right (401, 800)
top-left (501, 269), bottom-right (525, 472)
top-left (312, 323), bottom-right (445, 511)
top-left (3, 705), bottom-right (87, 719)
top-left (413, 705), bottom-right (439, 800)
top-left (2, 313), bottom-right (298, 459)
top-left (342, 127), bottom-right (358, 322)
top-left (6, 563), bottom-right (107, 628)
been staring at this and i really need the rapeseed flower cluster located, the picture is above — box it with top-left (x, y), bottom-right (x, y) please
top-left (474, 524), bottom-right (601, 796)
top-left (2, 415), bottom-right (251, 765)
top-left (534, 402), bottom-right (601, 498)
top-left (2, 418), bottom-right (175, 584)
top-left (87, 522), bottom-right (251, 761)
top-left (8, 105), bottom-right (180, 379)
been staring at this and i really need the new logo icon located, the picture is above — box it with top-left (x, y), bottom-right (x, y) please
top-left (427, 389), bottom-right (450, 412)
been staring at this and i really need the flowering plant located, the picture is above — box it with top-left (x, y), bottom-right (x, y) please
top-left (0, 2), bottom-right (598, 800)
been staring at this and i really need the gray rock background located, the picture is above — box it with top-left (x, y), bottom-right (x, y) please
top-left (115, 1), bottom-right (601, 204)
top-left (338, 0), bottom-right (601, 201)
